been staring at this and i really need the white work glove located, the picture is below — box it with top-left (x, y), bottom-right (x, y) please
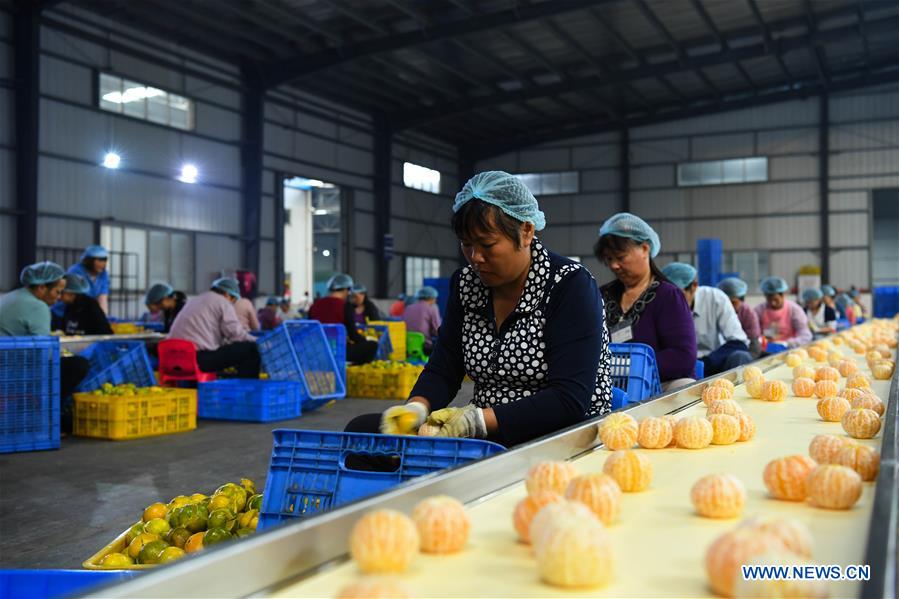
top-left (380, 402), bottom-right (428, 435)
top-left (425, 405), bottom-right (488, 440)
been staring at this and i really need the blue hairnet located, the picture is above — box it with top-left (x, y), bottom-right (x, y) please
top-left (821, 284), bottom-right (836, 297)
top-left (211, 277), bottom-right (241, 299)
top-left (717, 277), bottom-right (748, 299)
top-left (835, 293), bottom-right (852, 309)
top-left (849, 289), bottom-right (859, 299)
top-left (760, 277), bottom-right (789, 295)
top-left (64, 273), bottom-right (90, 294)
top-left (802, 288), bottom-right (823, 303)
top-left (145, 282), bottom-right (174, 305)
top-left (417, 286), bottom-right (439, 300)
top-left (598, 213), bottom-right (661, 258)
top-left (327, 273), bottom-right (354, 291)
top-left (81, 245), bottom-right (108, 260)
top-left (661, 262), bottom-right (697, 289)
top-left (266, 296), bottom-right (281, 306)
top-left (351, 285), bottom-right (368, 295)
top-left (453, 171), bottom-right (546, 231)
top-left (20, 261), bottom-right (65, 286)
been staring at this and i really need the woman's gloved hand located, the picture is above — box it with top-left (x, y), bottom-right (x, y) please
top-left (380, 401), bottom-right (428, 435)
top-left (426, 405), bottom-right (487, 439)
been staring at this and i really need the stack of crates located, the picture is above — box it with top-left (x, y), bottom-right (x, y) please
top-left (346, 361), bottom-right (424, 399)
top-left (73, 387), bottom-right (197, 440)
top-left (0, 337), bottom-right (60, 453)
top-left (697, 239), bottom-right (722, 287)
top-left (369, 320), bottom-right (407, 362)
top-left (873, 286), bottom-right (899, 318)
top-left (77, 341), bottom-right (156, 392)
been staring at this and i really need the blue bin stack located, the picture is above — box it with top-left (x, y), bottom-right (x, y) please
top-left (873, 286), bottom-right (899, 318)
top-left (697, 239), bottom-right (722, 287)
top-left (0, 337), bottom-right (60, 454)
top-left (76, 341), bottom-right (156, 392)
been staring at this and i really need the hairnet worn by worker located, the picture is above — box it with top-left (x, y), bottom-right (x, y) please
top-left (145, 283), bottom-right (174, 306)
top-left (661, 262), bottom-right (697, 289)
top-left (453, 170), bottom-right (546, 231)
top-left (598, 212), bottom-right (661, 258)
top-left (803, 287), bottom-right (837, 336)
top-left (416, 286), bottom-right (439, 300)
top-left (55, 274), bottom-right (113, 336)
top-left (64, 244), bottom-right (110, 315)
top-left (755, 277), bottom-right (811, 348)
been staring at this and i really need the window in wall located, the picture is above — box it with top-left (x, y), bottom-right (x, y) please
top-left (514, 171), bottom-right (579, 195)
top-left (98, 73), bottom-right (194, 131)
top-left (405, 256), bottom-right (441, 297)
top-left (403, 162), bottom-right (441, 194)
top-left (677, 157), bottom-right (768, 187)
top-left (723, 251), bottom-right (770, 292)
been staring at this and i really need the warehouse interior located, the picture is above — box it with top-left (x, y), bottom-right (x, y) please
top-left (1, 0), bottom-right (898, 596)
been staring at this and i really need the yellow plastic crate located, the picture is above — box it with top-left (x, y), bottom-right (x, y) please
top-left (83, 527), bottom-right (152, 570)
top-left (110, 322), bottom-right (143, 334)
top-left (73, 388), bottom-right (197, 440)
top-left (369, 320), bottom-right (407, 362)
top-left (347, 362), bottom-right (422, 400)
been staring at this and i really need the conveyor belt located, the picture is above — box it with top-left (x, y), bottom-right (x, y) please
top-left (92, 332), bottom-right (898, 598)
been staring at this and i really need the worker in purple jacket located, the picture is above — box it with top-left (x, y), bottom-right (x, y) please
top-left (594, 213), bottom-right (697, 391)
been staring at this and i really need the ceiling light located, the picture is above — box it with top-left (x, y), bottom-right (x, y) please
top-left (322, 250), bottom-right (331, 257)
top-left (101, 152), bottom-right (121, 169)
top-left (178, 163), bottom-right (198, 184)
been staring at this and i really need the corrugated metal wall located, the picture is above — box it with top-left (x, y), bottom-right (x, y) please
top-left (0, 10), bottom-right (15, 288)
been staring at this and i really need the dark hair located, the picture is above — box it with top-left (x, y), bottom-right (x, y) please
top-left (451, 199), bottom-right (524, 248)
top-left (593, 234), bottom-right (668, 282)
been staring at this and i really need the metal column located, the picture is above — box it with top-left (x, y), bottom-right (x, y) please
top-left (621, 127), bottom-right (630, 213)
top-left (241, 63), bottom-right (264, 284)
top-left (819, 93), bottom-right (830, 283)
top-left (373, 114), bottom-right (392, 298)
top-left (13, 3), bottom-right (40, 282)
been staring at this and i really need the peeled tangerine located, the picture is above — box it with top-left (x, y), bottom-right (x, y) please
top-left (598, 413), bottom-right (638, 450)
top-left (827, 351), bottom-right (844, 367)
top-left (706, 399), bottom-right (742, 418)
top-left (814, 366), bottom-right (839, 382)
top-left (742, 366), bottom-right (763, 382)
top-left (709, 414), bottom-right (740, 445)
top-left (792, 365), bottom-right (815, 380)
top-left (763, 455), bottom-right (817, 501)
top-left (564, 474), bottom-right (622, 526)
top-left (705, 528), bottom-right (788, 597)
top-left (412, 496), bottom-right (470, 554)
top-left (791, 377), bottom-right (816, 398)
top-left (349, 510), bottom-right (419, 574)
top-left (841, 408), bottom-right (881, 439)
top-left (834, 444), bottom-right (880, 482)
top-left (534, 513), bottom-right (614, 589)
top-left (732, 551), bottom-right (828, 599)
top-left (813, 379), bottom-right (839, 399)
top-left (675, 417), bottom-right (713, 449)
top-left (710, 378), bottom-right (736, 396)
top-left (745, 376), bottom-right (765, 400)
top-left (808, 434), bottom-right (855, 464)
top-left (762, 380), bottom-right (789, 402)
top-left (753, 518), bottom-right (815, 558)
top-left (529, 501), bottom-right (597, 548)
top-left (637, 417), bottom-right (673, 449)
top-left (817, 396), bottom-right (850, 422)
top-left (808, 346), bottom-right (827, 363)
top-left (602, 450), bottom-right (652, 492)
top-left (838, 360), bottom-right (860, 377)
top-left (525, 461), bottom-right (579, 496)
top-left (513, 491), bottom-right (564, 543)
top-left (737, 414), bottom-right (756, 442)
top-left (690, 474), bottom-right (745, 519)
top-left (784, 352), bottom-right (802, 367)
top-left (851, 392), bottom-right (885, 416)
top-left (702, 385), bottom-right (732, 406)
top-left (872, 359), bottom-right (895, 380)
top-left (839, 387), bottom-right (868, 402)
top-left (865, 350), bottom-right (883, 366)
top-left (807, 464), bottom-right (862, 510)
top-left (337, 578), bottom-right (411, 599)
top-left (846, 374), bottom-right (871, 390)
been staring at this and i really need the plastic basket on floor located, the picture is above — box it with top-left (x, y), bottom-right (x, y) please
top-left (77, 341), bottom-right (156, 392)
top-left (347, 362), bottom-right (424, 399)
top-left (257, 322), bottom-right (346, 412)
top-left (0, 569), bottom-right (138, 599)
top-left (198, 380), bottom-right (302, 422)
top-left (73, 388), bottom-right (196, 440)
top-left (321, 324), bottom-right (347, 387)
top-left (608, 343), bottom-right (662, 404)
top-left (0, 337), bottom-right (60, 454)
top-left (258, 430), bottom-right (505, 530)
top-left (369, 320), bottom-right (406, 361)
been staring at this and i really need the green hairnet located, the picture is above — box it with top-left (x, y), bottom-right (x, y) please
top-left (453, 171), bottom-right (546, 231)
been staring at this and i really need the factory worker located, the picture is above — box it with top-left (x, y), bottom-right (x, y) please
top-left (144, 283), bottom-right (186, 334)
top-left (53, 274), bottom-right (113, 336)
top-left (257, 296), bottom-right (282, 331)
top-left (717, 277), bottom-right (762, 357)
top-left (0, 262), bottom-right (90, 431)
top-left (279, 297), bottom-right (301, 321)
top-left (835, 293), bottom-right (857, 326)
top-left (67, 245), bottom-right (111, 314)
top-left (167, 278), bottom-right (260, 378)
top-left (309, 274), bottom-right (379, 365)
top-left (351, 171), bottom-right (612, 447)
top-left (347, 284), bottom-right (383, 327)
top-left (594, 213), bottom-right (696, 391)
top-left (662, 263), bottom-right (751, 376)
top-left (802, 287), bottom-right (837, 336)
top-left (403, 286), bottom-right (442, 353)
top-left (755, 277), bottom-right (812, 348)
top-left (232, 291), bottom-right (260, 333)
top-left (848, 287), bottom-right (866, 320)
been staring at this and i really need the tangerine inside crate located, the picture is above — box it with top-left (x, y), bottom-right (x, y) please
top-left (73, 388), bottom-right (197, 441)
top-left (346, 361), bottom-right (423, 399)
top-left (368, 320), bottom-right (407, 361)
top-left (83, 527), bottom-right (154, 570)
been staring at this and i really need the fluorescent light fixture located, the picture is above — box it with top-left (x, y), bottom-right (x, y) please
top-left (322, 249), bottom-right (331, 257)
top-left (101, 152), bottom-right (121, 169)
top-left (102, 85), bottom-right (165, 105)
top-left (284, 177), bottom-right (336, 190)
top-left (178, 163), bottom-right (198, 184)
top-left (313, 209), bottom-right (329, 216)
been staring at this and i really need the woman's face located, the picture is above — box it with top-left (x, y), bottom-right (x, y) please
top-left (730, 296), bottom-right (743, 311)
top-left (91, 258), bottom-right (107, 274)
top-left (459, 216), bottom-right (534, 288)
top-left (766, 293), bottom-right (785, 310)
top-left (352, 292), bottom-right (365, 307)
top-left (34, 280), bottom-right (65, 306)
top-left (602, 241), bottom-right (650, 286)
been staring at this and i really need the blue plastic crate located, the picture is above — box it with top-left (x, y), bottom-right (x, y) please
top-left (322, 324), bottom-right (347, 387)
top-left (258, 322), bottom-right (346, 412)
top-left (873, 286), bottom-right (899, 318)
top-left (608, 343), bottom-right (663, 404)
top-left (0, 337), bottom-right (60, 454)
top-left (77, 341), bottom-right (156, 392)
top-left (766, 342), bottom-right (788, 354)
top-left (258, 430), bottom-right (505, 530)
top-left (198, 380), bottom-right (303, 422)
top-left (0, 569), bottom-right (137, 599)
top-left (364, 324), bottom-right (393, 361)
top-left (611, 387), bottom-right (627, 410)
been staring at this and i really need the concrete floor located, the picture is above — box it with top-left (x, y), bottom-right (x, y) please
top-left (0, 388), bottom-right (472, 569)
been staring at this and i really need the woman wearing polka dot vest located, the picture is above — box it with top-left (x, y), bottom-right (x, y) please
top-left (347, 171), bottom-right (613, 447)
